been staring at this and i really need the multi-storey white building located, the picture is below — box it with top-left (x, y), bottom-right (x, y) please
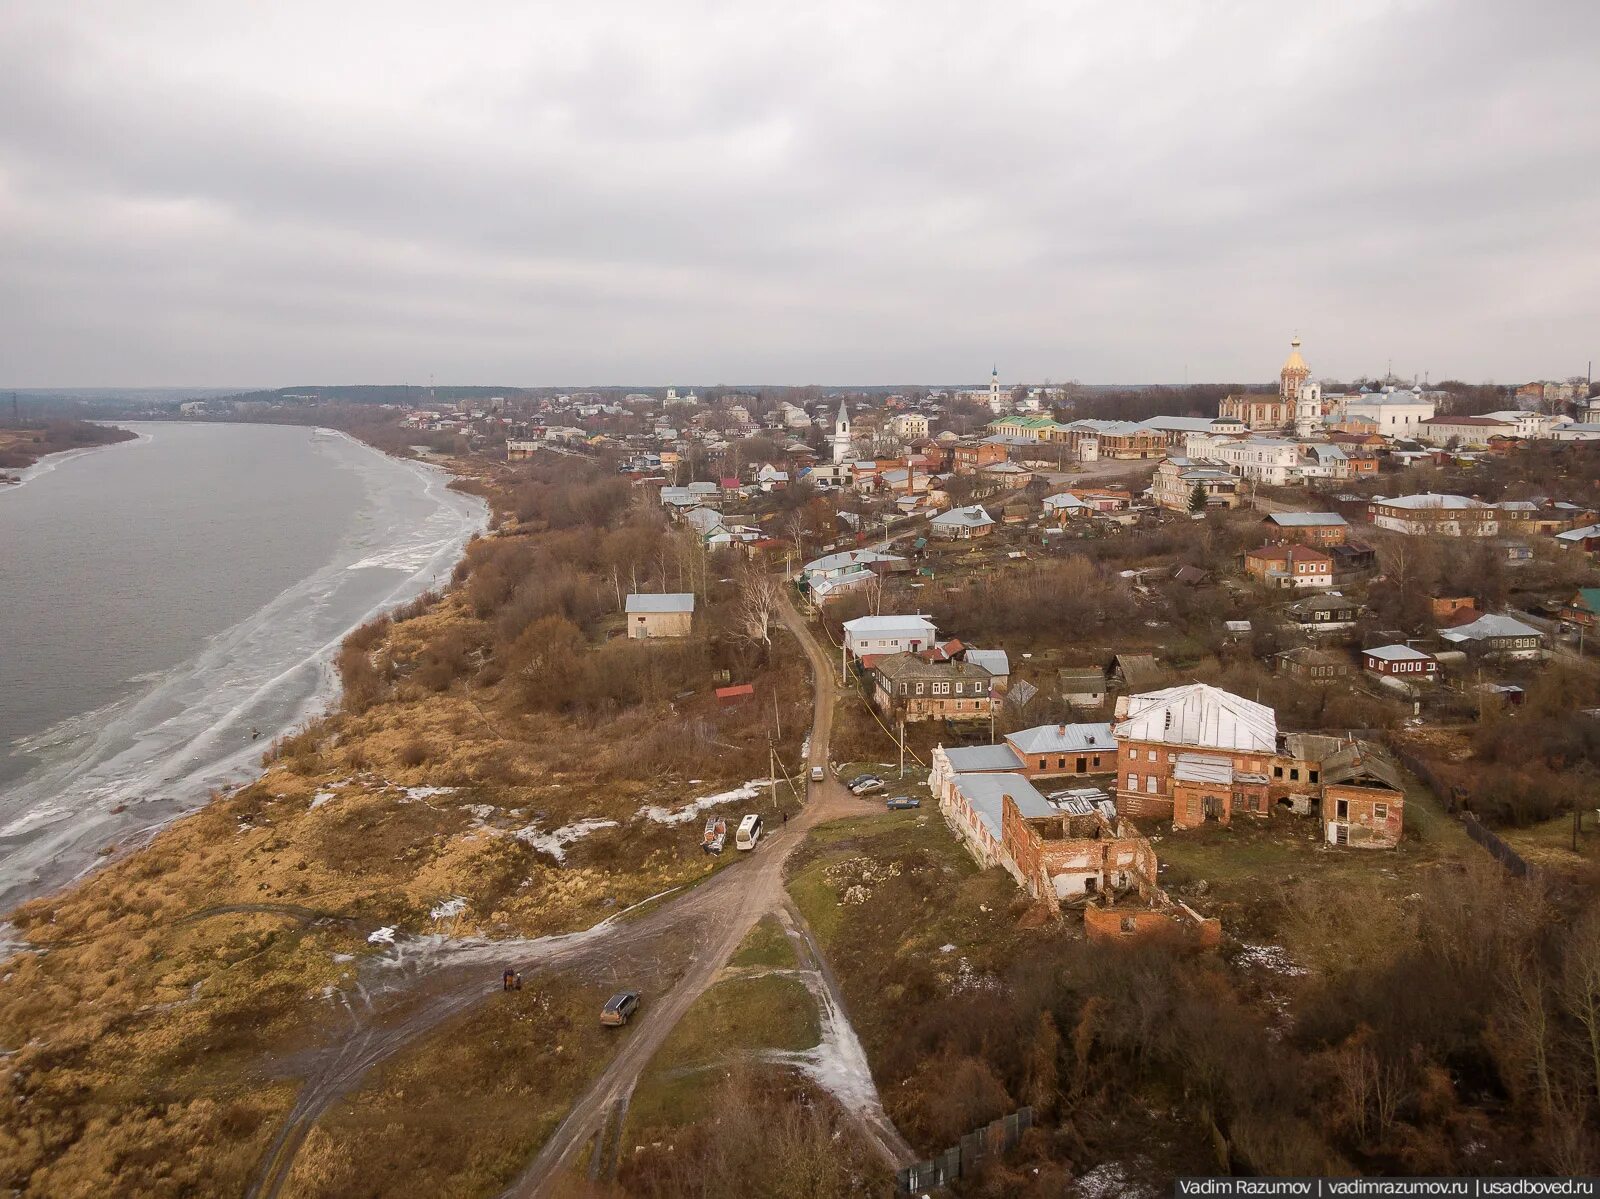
top-left (1330, 389), bottom-right (1436, 438)
top-left (1190, 436), bottom-right (1304, 486)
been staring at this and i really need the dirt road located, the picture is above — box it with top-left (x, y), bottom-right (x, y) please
top-left (248, 586), bottom-right (909, 1198)
top-left (497, 588), bottom-right (894, 1196)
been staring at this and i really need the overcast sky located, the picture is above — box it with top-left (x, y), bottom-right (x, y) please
top-left (2, 1), bottom-right (1597, 389)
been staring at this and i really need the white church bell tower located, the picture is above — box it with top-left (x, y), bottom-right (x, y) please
top-left (830, 399), bottom-right (852, 465)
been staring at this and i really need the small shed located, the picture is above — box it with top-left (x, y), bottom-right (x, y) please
top-left (1058, 667), bottom-right (1107, 710)
top-left (715, 683), bottom-right (755, 707)
top-left (625, 592), bottom-right (695, 639)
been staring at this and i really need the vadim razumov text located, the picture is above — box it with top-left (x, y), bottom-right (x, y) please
top-left (1175, 1179), bottom-right (1600, 1198)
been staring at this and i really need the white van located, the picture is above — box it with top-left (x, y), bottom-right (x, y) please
top-left (735, 813), bottom-right (763, 851)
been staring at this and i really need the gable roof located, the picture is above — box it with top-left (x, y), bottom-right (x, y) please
top-left (1364, 644), bottom-right (1434, 662)
top-left (949, 773), bottom-right (1055, 840)
top-left (964, 649), bottom-right (1010, 677)
top-left (1319, 741), bottom-right (1404, 792)
top-left (1058, 667), bottom-right (1107, 692)
top-left (1110, 653), bottom-right (1164, 690)
top-left (843, 614), bottom-right (936, 638)
top-left (1266, 511), bottom-right (1348, 528)
top-left (1114, 684), bottom-right (1277, 753)
top-left (942, 744), bottom-right (1026, 773)
top-left (625, 592), bottom-right (695, 614)
top-left (1006, 722), bottom-right (1116, 756)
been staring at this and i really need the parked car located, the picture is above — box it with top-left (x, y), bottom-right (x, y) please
top-left (849, 776), bottom-right (885, 795)
top-left (885, 796), bottom-right (921, 810)
top-left (844, 773), bottom-right (874, 791)
top-left (810, 765), bottom-right (825, 782)
top-left (600, 991), bottom-right (640, 1026)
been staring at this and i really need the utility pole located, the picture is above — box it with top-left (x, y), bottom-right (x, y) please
top-left (898, 716), bottom-right (905, 778)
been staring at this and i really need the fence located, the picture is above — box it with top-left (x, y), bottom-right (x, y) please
top-left (1386, 739), bottom-right (1537, 880)
top-left (1385, 740), bottom-right (1469, 814)
top-left (895, 1107), bottom-right (1034, 1194)
top-left (1462, 812), bottom-right (1536, 880)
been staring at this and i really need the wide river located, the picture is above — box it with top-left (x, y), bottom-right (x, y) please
top-left (0, 422), bottom-right (487, 913)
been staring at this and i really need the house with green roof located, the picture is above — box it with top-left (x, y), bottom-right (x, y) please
top-left (1563, 588), bottom-right (1600, 629)
top-left (988, 413), bottom-right (1065, 442)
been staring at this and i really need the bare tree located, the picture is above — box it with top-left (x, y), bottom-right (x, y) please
top-left (735, 565), bottom-right (782, 651)
top-left (1562, 906), bottom-right (1600, 1100)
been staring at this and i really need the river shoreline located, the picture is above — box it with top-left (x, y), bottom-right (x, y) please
top-left (0, 423), bottom-right (489, 917)
top-left (0, 420), bottom-right (139, 484)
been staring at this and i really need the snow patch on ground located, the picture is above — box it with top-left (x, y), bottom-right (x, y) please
top-left (429, 896), bottom-right (468, 921)
top-left (398, 785), bottom-right (455, 802)
top-left (762, 956), bottom-right (904, 1162)
top-left (1237, 943), bottom-right (1310, 977)
top-left (309, 790), bottom-right (337, 810)
top-left (514, 818), bottom-right (619, 862)
top-left (1074, 1161), bottom-right (1156, 1199)
top-left (367, 926), bottom-right (396, 945)
top-left (639, 780), bottom-right (767, 825)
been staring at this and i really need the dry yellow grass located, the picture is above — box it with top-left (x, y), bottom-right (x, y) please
top-left (280, 976), bottom-right (623, 1199)
top-left (0, 452), bottom-right (814, 1194)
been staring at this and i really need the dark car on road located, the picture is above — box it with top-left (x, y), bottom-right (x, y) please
top-left (885, 796), bottom-right (921, 810)
top-left (600, 990), bottom-right (641, 1026)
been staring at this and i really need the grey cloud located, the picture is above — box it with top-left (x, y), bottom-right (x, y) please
top-left (1, 0), bottom-right (1597, 386)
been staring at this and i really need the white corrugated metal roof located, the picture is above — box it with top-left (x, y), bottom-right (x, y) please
top-left (842, 614), bottom-right (935, 637)
top-left (1364, 644), bottom-right (1433, 662)
top-left (1113, 684), bottom-right (1277, 753)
